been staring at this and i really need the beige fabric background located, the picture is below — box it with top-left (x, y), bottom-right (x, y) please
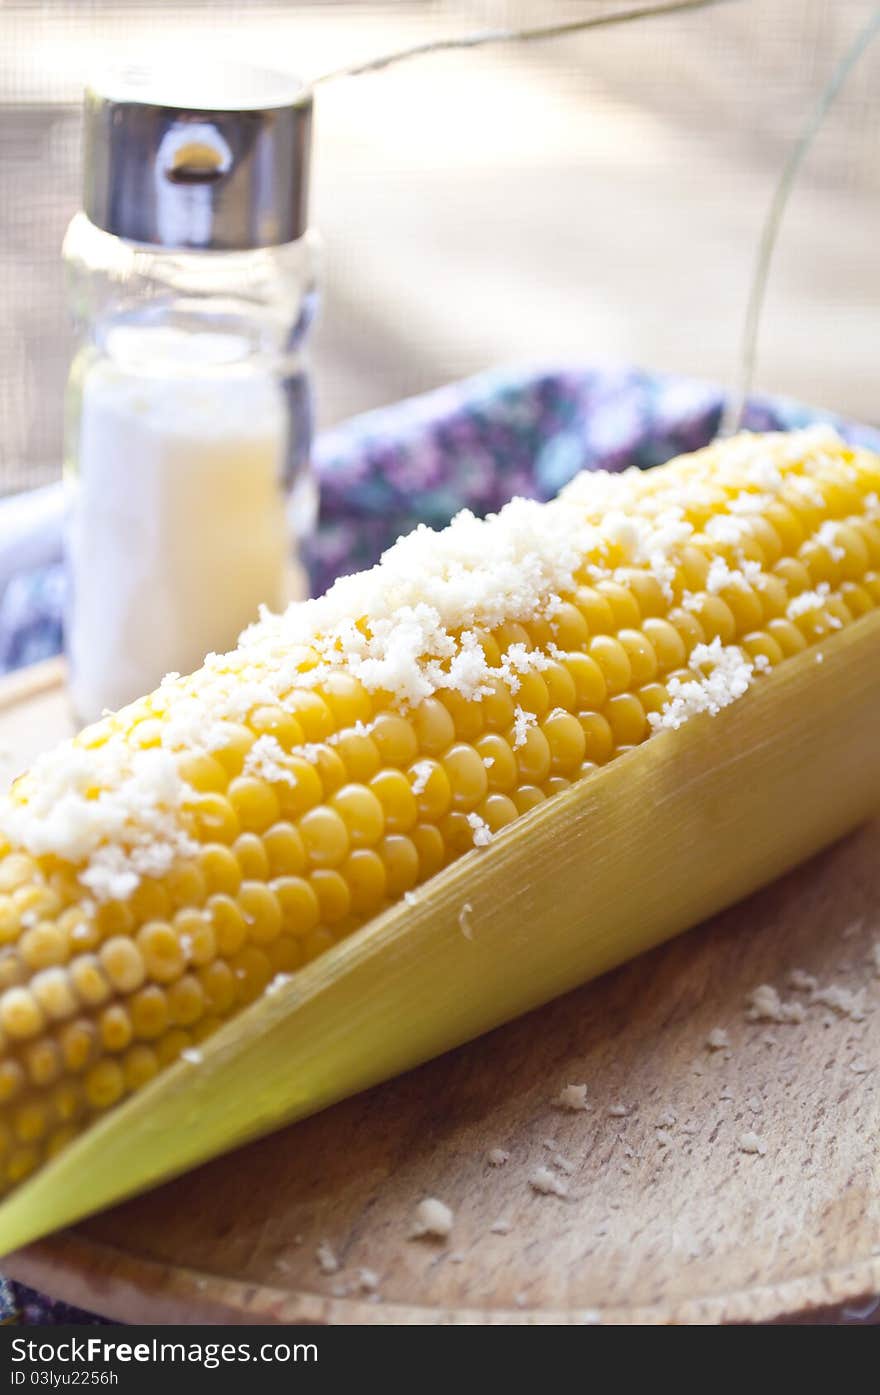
top-left (0, 0), bottom-right (877, 492)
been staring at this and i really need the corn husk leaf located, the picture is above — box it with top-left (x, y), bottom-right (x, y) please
top-left (0, 612), bottom-right (879, 1255)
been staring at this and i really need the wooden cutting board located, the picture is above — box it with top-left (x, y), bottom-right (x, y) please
top-left (2, 661), bottom-right (879, 1325)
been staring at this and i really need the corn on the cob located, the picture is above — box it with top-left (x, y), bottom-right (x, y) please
top-left (1, 424), bottom-right (880, 1251)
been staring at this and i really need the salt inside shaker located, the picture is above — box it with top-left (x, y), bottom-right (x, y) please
top-left (62, 62), bottom-right (318, 724)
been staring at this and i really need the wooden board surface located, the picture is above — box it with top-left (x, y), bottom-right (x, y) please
top-left (2, 661), bottom-right (879, 1325)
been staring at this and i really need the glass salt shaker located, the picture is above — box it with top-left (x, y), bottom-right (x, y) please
top-left (62, 63), bottom-right (318, 724)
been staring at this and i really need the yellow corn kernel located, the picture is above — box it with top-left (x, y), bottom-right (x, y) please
top-left (333, 730), bottom-right (381, 782)
top-left (474, 734), bottom-right (517, 793)
top-left (596, 579), bottom-right (641, 629)
top-left (199, 843), bottom-right (242, 896)
top-left (441, 745), bottom-right (489, 812)
top-left (579, 711), bottom-right (615, 765)
top-left (330, 785), bottom-right (385, 848)
top-left (563, 651), bottom-right (607, 708)
top-left (412, 697), bottom-right (455, 754)
top-left (617, 629), bottom-right (658, 686)
top-left (407, 759), bottom-right (452, 821)
top-left (174, 909), bottom-right (216, 966)
top-left (574, 586), bottom-right (614, 634)
top-left (198, 961), bottom-right (238, 1016)
top-left (411, 824), bottom-right (445, 880)
top-left (19, 922), bottom-right (67, 971)
top-left (233, 832), bottom-right (269, 881)
top-left (549, 601), bottom-right (589, 649)
top-left (509, 727), bottom-right (550, 784)
top-left (0, 988), bottom-right (45, 1041)
top-left (155, 1029), bottom-right (191, 1068)
top-left (605, 693), bottom-right (648, 747)
top-left (165, 862), bottom-right (206, 910)
top-left (24, 1039), bottom-right (61, 1088)
top-left (515, 671), bottom-right (550, 718)
top-left (273, 876), bottom-right (320, 937)
top-left (227, 777), bottom-right (280, 834)
top-left (211, 723), bottom-right (255, 778)
top-left (588, 635), bottom-right (632, 695)
top-left (122, 1045), bottom-right (159, 1093)
top-left (284, 692), bottom-right (334, 742)
top-left (230, 946), bottom-right (272, 1005)
top-left (512, 784), bottom-right (545, 815)
top-left (343, 850), bottom-right (387, 915)
top-left (249, 705), bottom-right (305, 751)
top-left (85, 1060), bottom-right (125, 1110)
top-left (378, 835), bottom-right (419, 898)
top-left (767, 617), bottom-right (808, 657)
top-left (371, 712), bottom-right (418, 768)
top-left (99, 937), bottom-right (145, 994)
top-left (136, 921), bottom-right (185, 984)
top-left (310, 870), bottom-right (351, 925)
top-left (99, 1004), bottom-right (133, 1054)
top-left (207, 894), bottom-right (248, 955)
top-left (439, 689), bottom-right (485, 740)
top-left (0, 1061), bottom-right (24, 1104)
top-left (275, 757), bottom-right (324, 819)
top-left (184, 793), bottom-right (239, 845)
top-left (167, 974), bottom-right (206, 1028)
top-left (541, 711), bottom-right (586, 774)
top-left (238, 882), bottom-right (282, 945)
top-left (369, 769), bottom-right (419, 832)
top-left (57, 1020), bottom-right (97, 1073)
top-left (0, 855), bottom-right (38, 895)
top-left (129, 878), bottom-right (170, 925)
top-left (299, 806), bottom-right (350, 868)
top-left (177, 752), bottom-right (229, 794)
top-left (129, 986), bottom-right (170, 1041)
top-left (480, 793), bottom-right (519, 832)
top-left (543, 661), bottom-right (577, 712)
top-left (481, 679), bottom-right (516, 732)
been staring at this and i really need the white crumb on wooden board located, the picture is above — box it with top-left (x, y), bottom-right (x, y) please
top-left (316, 1241), bottom-right (339, 1274)
top-left (490, 1219), bottom-right (513, 1235)
top-left (745, 984), bottom-right (806, 1023)
top-left (706, 1027), bottom-right (730, 1051)
top-left (738, 1131), bottom-right (768, 1156)
top-left (810, 983), bottom-right (866, 1021)
top-left (788, 968), bottom-right (818, 992)
top-left (607, 1103), bottom-right (629, 1116)
top-left (554, 1082), bottom-right (588, 1111)
top-left (487, 1148), bottom-right (510, 1167)
top-left (529, 1167), bottom-right (569, 1198)
top-left (411, 1197), bottom-right (454, 1240)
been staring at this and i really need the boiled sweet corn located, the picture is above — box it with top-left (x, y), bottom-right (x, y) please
top-left (1, 424), bottom-right (880, 1250)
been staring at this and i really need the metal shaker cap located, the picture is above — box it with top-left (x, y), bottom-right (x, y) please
top-left (83, 63), bottom-right (312, 251)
